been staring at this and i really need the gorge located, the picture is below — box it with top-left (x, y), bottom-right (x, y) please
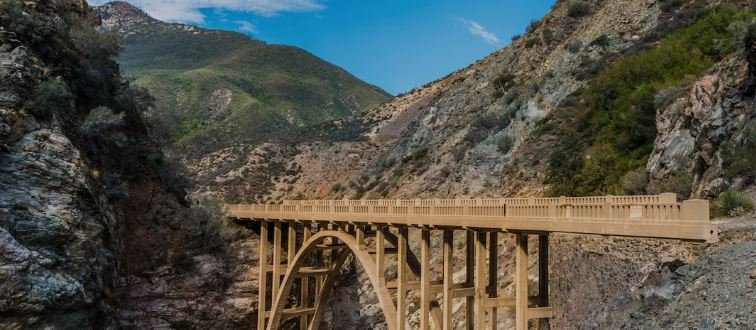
top-left (0, 0), bottom-right (754, 329)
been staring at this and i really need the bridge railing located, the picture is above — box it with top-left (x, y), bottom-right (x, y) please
top-left (226, 193), bottom-right (706, 221)
top-left (275, 193), bottom-right (677, 207)
top-left (225, 193), bottom-right (714, 241)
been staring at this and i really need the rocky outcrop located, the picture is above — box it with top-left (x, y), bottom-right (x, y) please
top-left (0, 60), bottom-right (117, 329)
top-left (648, 54), bottom-right (755, 197)
top-left (582, 215), bottom-right (756, 329)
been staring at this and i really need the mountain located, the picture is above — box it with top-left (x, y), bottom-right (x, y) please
top-left (96, 1), bottom-right (390, 159)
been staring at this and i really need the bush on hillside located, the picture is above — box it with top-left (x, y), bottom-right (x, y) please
top-left (720, 127), bottom-right (756, 183)
top-left (464, 112), bottom-right (511, 145)
top-left (567, 40), bottom-right (584, 53)
top-left (0, 0), bottom-right (54, 49)
top-left (24, 78), bottom-right (73, 119)
top-left (651, 172), bottom-right (692, 200)
top-left (660, 0), bottom-right (683, 13)
top-left (714, 190), bottom-right (754, 217)
top-left (492, 73), bottom-right (516, 98)
top-left (568, 1), bottom-right (591, 18)
top-left (192, 199), bottom-right (239, 253)
top-left (589, 34), bottom-right (611, 50)
top-left (497, 135), bottom-right (515, 153)
top-left (621, 168), bottom-right (648, 195)
top-left (526, 19), bottom-right (541, 33)
top-left (525, 37), bottom-right (543, 49)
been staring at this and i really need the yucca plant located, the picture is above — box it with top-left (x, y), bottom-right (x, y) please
top-left (715, 190), bottom-right (754, 217)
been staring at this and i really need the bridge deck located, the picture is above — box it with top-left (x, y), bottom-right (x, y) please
top-left (226, 193), bottom-right (716, 242)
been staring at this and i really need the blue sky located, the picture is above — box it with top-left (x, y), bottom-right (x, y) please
top-left (93, 0), bottom-right (556, 95)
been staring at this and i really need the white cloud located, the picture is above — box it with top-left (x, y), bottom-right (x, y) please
top-left (90, 0), bottom-right (325, 24)
top-left (235, 20), bottom-right (257, 34)
top-left (459, 18), bottom-right (499, 46)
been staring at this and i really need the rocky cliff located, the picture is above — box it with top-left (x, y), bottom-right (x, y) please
top-left (0, 1), bottom-right (257, 328)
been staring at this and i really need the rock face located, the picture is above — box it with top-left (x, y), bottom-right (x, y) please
top-left (0, 1), bottom-right (261, 328)
top-left (0, 22), bottom-right (116, 325)
top-left (584, 217), bottom-right (756, 329)
top-left (648, 55), bottom-right (755, 197)
top-left (0, 128), bottom-right (117, 328)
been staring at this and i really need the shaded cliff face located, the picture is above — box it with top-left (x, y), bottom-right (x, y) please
top-left (0, 0), bottom-right (256, 328)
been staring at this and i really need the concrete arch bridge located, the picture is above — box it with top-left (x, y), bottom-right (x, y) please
top-left (225, 193), bottom-right (716, 330)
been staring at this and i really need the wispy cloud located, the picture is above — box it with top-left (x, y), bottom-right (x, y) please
top-left (458, 18), bottom-right (499, 46)
top-left (90, 0), bottom-right (325, 24)
top-left (235, 20), bottom-right (257, 34)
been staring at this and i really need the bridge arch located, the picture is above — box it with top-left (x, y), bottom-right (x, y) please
top-left (266, 230), bottom-right (398, 330)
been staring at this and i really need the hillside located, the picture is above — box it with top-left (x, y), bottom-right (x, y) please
top-left (97, 1), bottom-right (390, 161)
top-left (208, 0), bottom-right (754, 205)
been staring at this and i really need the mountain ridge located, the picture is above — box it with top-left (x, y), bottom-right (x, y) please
top-left (97, 1), bottom-right (391, 162)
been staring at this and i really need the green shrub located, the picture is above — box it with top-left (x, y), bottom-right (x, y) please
top-left (492, 73), bottom-right (516, 95)
top-left (525, 37), bottom-right (543, 49)
top-left (25, 78), bottom-right (73, 119)
top-left (720, 127), bottom-right (756, 182)
top-left (568, 1), bottom-right (591, 18)
top-left (621, 168), bottom-right (648, 195)
top-left (172, 252), bottom-right (196, 273)
top-left (194, 199), bottom-right (238, 253)
top-left (660, 0), bottom-right (683, 13)
top-left (545, 132), bottom-right (585, 196)
top-left (526, 19), bottom-right (541, 33)
top-left (567, 40), bottom-right (583, 53)
top-left (464, 112), bottom-right (510, 145)
top-left (0, 0), bottom-right (54, 48)
top-left (497, 135), bottom-right (515, 153)
top-left (589, 34), bottom-right (611, 50)
top-left (533, 119), bottom-right (556, 136)
top-left (653, 172), bottom-right (692, 200)
top-left (715, 190), bottom-right (754, 217)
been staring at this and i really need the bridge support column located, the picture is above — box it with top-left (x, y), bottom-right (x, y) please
top-left (396, 226), bottom-right (408, 330)
top-left (300, 223), bottom-right (311, 330)
top-left (442, 229), bottom-right (454, 330)
top-left (487, 231), bottom-right (499, 329)
top-left (258, 221), bottom-right (269, 330)
top-left (376, 226), bottom-right (386, 286)
top-left (474, 231), bottom-right (487, 329)
top-left (538, 234), bottom-right (550, 330)
top-left (465, 230), bottom-right (475, 330)
top-left (272, 221), bottom-right (283, 301)
top-left (420, 228), bottom-right (431, 330)
top-left (515, 233), bottom-right (528, 330)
